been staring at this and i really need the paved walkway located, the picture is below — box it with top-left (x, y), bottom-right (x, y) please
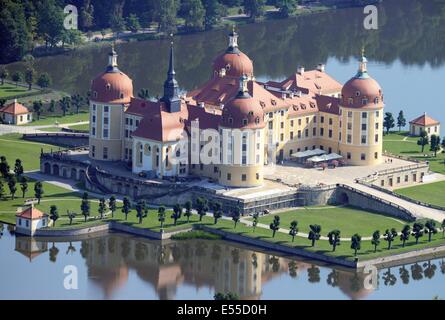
top-left (0, 121), bottom-right (89, 136)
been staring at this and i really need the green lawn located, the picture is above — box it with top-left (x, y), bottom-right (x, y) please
top-left (395, 181), bottom-right (445, 208)
top-left (25, 112), bottom-right (89, 126)
top-left (383, 131), bottom-right (445, 174)
top-left (0, 84), bottom-right (39, 99)
top-left (67, 123), bottom-right (89, 131)
top-left (206, 218), bottom-right (445, 261)
top-left (0, 133), bottom-right (61, 170)
top-left (251, 206), bottom-right (405, 238)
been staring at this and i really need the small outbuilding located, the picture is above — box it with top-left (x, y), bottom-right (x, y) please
top-left (0, 99), bottom-right (33, 125)
top-left (409, 113), bottom-right (440, 138)
top-left (15, 205), bottom-right (50, 236)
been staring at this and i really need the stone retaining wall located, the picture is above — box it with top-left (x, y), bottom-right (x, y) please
top-left (24, 133), bottom-right (89, 148)
top-left (35, 223), bottom-right (110, 237)
top-left (198, 225), bottom-right (358, 268)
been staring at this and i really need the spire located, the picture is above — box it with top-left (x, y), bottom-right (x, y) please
top-left (355, 46), bottom-right (369, 79)
top-left (226, 26), bottom-right (240, 54)
top-left (161, 40), bottom-right (181, 113)
top-left (106, 43), bottom-right (119, 73)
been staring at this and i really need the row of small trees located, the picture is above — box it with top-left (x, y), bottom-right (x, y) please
top-left (0, 65), bottom-right (52, 90)
top-left (255, 214), bottom-right (445, 256)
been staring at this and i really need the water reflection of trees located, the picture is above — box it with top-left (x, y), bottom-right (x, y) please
top-left (14, 0), bottom-right (445, 96)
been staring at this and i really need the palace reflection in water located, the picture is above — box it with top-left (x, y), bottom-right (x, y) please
top-left (8, 231), bottom-right (445, 300)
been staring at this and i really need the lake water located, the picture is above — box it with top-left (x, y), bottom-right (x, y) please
top-left (7, 0), bottom-right (445, 127)
top-left (1, 225), bottom-right (445, 300)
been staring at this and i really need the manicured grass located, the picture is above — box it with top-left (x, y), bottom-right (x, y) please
top-left (67, 123), bottom-right (89, 131)
top-left (0, 84), bottom-right (39, 99)
top-left (395, 181), bottom-right (445, 208)
top-left (252, 206), bottom-right (405, 238)
top-left (25, 112), bottom-right (89, 126)
top-left (0, 179), bottom-right (101, 226)
top-left (383, 131), bottom-right (445, 174)
top-left (207, 218), bottom-right (445, 261)
top-left (0, 133), bottom-right (61, 170)
top-left (171, 230), bottom-right (222, 240)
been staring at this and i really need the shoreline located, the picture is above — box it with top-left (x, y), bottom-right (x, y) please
top-left (4, 218), bottom-right (445, 270)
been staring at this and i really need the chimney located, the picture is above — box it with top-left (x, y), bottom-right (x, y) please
top-left (297, 66), bottom-right (305, 75)
top-left (317, 63), bottom-right (325, 72)
top-left (199, 102), bottom-right (205, 108)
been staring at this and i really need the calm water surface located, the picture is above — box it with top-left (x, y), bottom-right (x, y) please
top-left (1, 225), bottom-right (444, 300)
top-left (7, 0), bottom-right (445, 127)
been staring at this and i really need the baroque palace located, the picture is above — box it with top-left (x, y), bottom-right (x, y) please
top-left (88, 30), bottom-right (384, 188)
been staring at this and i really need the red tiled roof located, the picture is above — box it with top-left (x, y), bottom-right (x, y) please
top-left (91, 71), bottom-right (133, 104)
top-left (409, 114), bottom-right (440, 126)
top-left (16, 206), bottom-right (46, 220)
top-left (0, 100), bottom-right (30, 115)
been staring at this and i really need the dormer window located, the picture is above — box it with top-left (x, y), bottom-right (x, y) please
top-left (106, 83), bottom-right (111, 90)
top-left (374, 97), bottom-right (379, 104)
top-left (242, 119), bottom-right (248, 126)
top-left (355, 91), bottom-right (361, 97)
top-left (93, 91), bottom-right (98, 98)
top-left (362, 98), bottom-right (368, 105)
top-left (255, 117), bottom-right (260, 124)
top-left (248, 111), bottom-right (253, 116)
top-left (348, 98), bottom-right (353, 105)
top-left (228, 117), bottom-right (233, 124)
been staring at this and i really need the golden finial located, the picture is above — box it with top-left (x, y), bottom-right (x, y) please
top-left (361, 46), bottom-right (365, 58)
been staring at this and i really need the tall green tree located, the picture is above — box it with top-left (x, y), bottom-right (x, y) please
top-left (289, 220), bottom-right (298, 242)
top-left (184, 200), bottom-right (192, 223)
top-left (383, 228), bottom-right (398, 249)
top-left (136, 200), bottom-right (148, 224)
top-left (252, 212), bottom-right (259, 232)
top-left (203, 0), bottom-right (226, 30)
top-left (269, 215), bottom-right (280, 237)
top-left (0, 181), bottom-right (4, 199)
top-left (59, 96), bottom-right (71, 116)
top-left (138, 88), bottom-right (150, 100)
top-left (171, 203), bottom-right (183, 225)
top-left (400, 225), bottom-right (411, 247)
top-left (48, 99), bottom-right (56, 113)
top-left (36, 0), bottom-right (65, 48)
top-left (441, 219), bottom-right (445, 238)
top-left (232, 207), bottom-right (241, 228)
top-left (11, 71), bottom-right (23, 87)
top-left (49, 205), bottom-right (59, 227)
top-left (425, 220), bottom-right (438, 242)
top-left (0, 156), bottom-right (10, 177)
top-left (7, 176), bottom-right (17, 200)
top-left (14, 159), bottom-right (24, 177)
top-left (25, 67), bottom-right (36, 90)
top-left (34, 181), bottom-right (44, 204)
top-left (411, 222), bottom-right (424, 244)
top-left (276, 0), bottom-right (298, 18)
top-left (71, 94), bottom-right (84, 114)
top-left (67, 210), bottom-right (76, 225)
top-left (182, 0), bottom-right (205, 31)
top-left (122, 196), bottom-right (132, 220)
top-left (33, 100), bottom-right (43, 120)
top-left (417, 130), bottom-right (429, 153)
top-left (109, 196), bottom-right (117, 218)
top-left (244, 0), bottom-right (266, 21)
top-left (383, 112), bottom-right (395, 134)
top-left (195, 197), bottom-right (208, 221)
top-left (81, 194), bottom-right (90, 222)
top-left (327, 229), bottom-right (341, 252)
top-left (371, 230), bottom-right (380, 252)
top-left (0, 1), bottom-right (32, 64)
top-left (397, 110), bottom-right (406, 131)
top-left (212, 201), bottom-right (223, 224)
top-left (37, 72), bottom-right (52, 89)
top-left (155, 0), bottom-right (178, 34)
top-left (110, 14), bottom-right (126, 37)
top-left (0, 67), bottom-right (9, 85)
top-left (20, 176), bottom-right (28, 198)
top-left (126, 14), bottom-right (141, 33)
top-left (430, 134), bottom-right (441, 157)
top-left (308, 224), bottom-right (321, 247)
top-left (158, 205), bottom-right (166, 229)
top-left (98, 198), bottom-right (107, 219)
top-left (351, 233), bottom-right (361, 256)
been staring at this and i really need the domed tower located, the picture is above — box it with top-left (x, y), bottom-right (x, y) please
top-left (218, 75), bottom-right (265, 187)
top-left (212, 27), bottom-right (254, 79)
top-left (339, 49), bottom-right (384, 165)
top-left (89, 45), bottom-right (133, 161)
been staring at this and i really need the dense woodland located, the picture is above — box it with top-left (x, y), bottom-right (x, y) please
top-left (0, 0), bottom-right (311, 64)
